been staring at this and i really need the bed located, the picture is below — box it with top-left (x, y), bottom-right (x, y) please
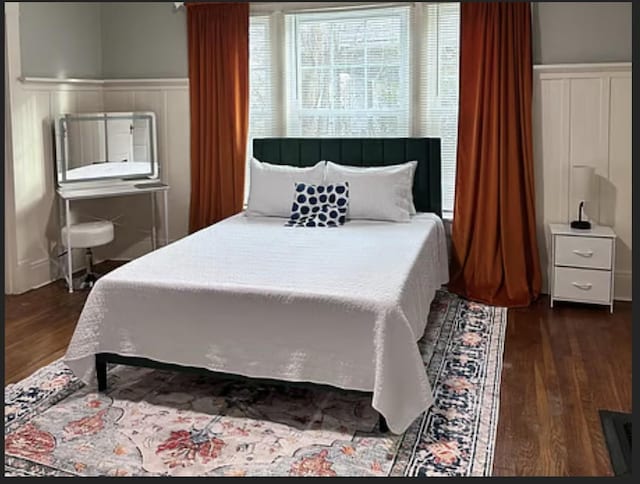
top-left (64, 138), bottom-right (448, 434)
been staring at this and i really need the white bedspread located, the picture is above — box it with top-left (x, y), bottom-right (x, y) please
top-left (64, 212), bottom-right (449, 433)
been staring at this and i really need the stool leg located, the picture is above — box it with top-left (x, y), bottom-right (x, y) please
top-left (86, 248), bottom-right (94, 274)
top-left (65, 200), bottom-right (73, 294)
top-left (81, 248), bottom-right (97, 289)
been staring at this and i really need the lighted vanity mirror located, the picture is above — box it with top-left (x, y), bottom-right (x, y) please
top-left (55, 112), bottom-right (159, 186)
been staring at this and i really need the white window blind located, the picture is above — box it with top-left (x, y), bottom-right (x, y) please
top-left (249, 15), bottom-right (275, 144)
top-left (247, 15), bottom-right (274, 199)
top-left (285, 7), bottom-right (410, 137)
top-left (419, 3), bottom-right (460, 213)
top-left (248, 3), bottom-right (460, 212)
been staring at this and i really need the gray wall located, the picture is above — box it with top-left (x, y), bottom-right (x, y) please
top-left (18, 1), bottom-right (186, 79)
top-left (19, 2), bottom-right (633, 79)
top-left (533, 2), bottom-right (632, 64)
top-left (101, 2), bottom-right (187, 78)
top-left (19, 2), bottom-right (103, 78)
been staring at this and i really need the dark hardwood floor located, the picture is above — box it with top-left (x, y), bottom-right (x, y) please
top-left (4, 261), bottom-right (125, 384)
top-left (4, 263), bottom-right (632, 476)
top-left (492, 297), bottom-right (631, 476)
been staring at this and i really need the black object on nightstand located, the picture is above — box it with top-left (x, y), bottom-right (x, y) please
top-left (570, 201), bottom-right (591, 230)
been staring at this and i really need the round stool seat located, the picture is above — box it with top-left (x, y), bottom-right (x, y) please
top-left (61, 221), bottom-right (114, 249)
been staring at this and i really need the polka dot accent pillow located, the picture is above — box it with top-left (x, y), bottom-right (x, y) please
top-left (285, 182), bottom-right (349, 227)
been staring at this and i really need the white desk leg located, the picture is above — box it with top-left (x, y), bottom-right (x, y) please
top-left (65, 200), bottom-right (73, 293)
top-left (151, 192), bottom-right (157, 251)
top-left (163, 190), bottom-right (169, 247)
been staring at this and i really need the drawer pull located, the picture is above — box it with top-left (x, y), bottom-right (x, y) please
top-left (572, 249), bottom-right (594, 257)
top-left (572, 282), bottom-right (593, 290)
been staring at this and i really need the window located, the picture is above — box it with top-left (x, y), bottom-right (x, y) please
top-left (420, 3), bottom-right (460, 213)
top-left (248, 3), bottom-right (460, 212)
top-left (286, 8), bottom-right (410, 137)
top-left (249, 16), bottom-right (275, 140)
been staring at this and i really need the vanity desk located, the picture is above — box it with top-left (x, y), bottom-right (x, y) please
top-left (55, 111), bottom-right (168, 293)
top-left (57, 182), bottom-right (170, 293)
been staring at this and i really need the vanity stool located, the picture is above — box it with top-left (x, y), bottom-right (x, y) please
top-left (61, 221), bottom-right (114, 291)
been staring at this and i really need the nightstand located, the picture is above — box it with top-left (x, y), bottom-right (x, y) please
top-left (549, 224), bottom-right (616, 313)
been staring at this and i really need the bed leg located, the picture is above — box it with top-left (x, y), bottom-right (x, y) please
top-left (96, 354), bottom-right (107, 392)
top-left (378, 414), bottom-right (389, 433)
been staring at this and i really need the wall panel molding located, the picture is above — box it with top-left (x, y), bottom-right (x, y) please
top-left (19, 77), bottom-right (189, 89)
top-left (5, 72), bottom-right (191, 293)
top-left (535, 63), bottom-right (632, 301)
top-left (534, 62), bottom-right (631, 75)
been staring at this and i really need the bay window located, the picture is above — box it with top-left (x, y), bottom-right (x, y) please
top-left (249, 3), bottom-right (460, 212)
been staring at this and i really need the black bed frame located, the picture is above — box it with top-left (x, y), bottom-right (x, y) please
top-left (96, 353), bottom-right (389, 432)
top-left (95, 137), bottom-right (442, 435)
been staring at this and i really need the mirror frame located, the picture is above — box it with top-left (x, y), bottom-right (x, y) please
top-left (54, 111), bottom-right (160, 187)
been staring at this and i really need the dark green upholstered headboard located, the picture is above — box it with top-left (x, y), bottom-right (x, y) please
top-left (253, 138), bottom-right (442, 216)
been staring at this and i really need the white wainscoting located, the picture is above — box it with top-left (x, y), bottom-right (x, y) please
top-left (533, 63), bottom-right (631, 300)
top-left (5, 76), bottom-right (191, 293)
top-left (102, 79), bottom-right (191, 255)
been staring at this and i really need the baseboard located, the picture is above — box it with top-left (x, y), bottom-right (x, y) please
top-left (9, 242), bottom-right (151, 295)
top-left (26, 258), bottom-right (55, 291)
top-left (614, 271), bottom-right (632, 301)
top-left (10, 255), bottom-right (85, 294)
top-left (8, 257), bottom-right (52, 294)
top-left (7, 235), bottom-right (182, 294)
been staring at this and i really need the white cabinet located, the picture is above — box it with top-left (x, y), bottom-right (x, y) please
top-left (549, 224), bottom-right (616, 312)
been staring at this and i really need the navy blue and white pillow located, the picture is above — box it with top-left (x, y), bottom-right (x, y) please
top-left (285, 182), bottom-right (349, 227)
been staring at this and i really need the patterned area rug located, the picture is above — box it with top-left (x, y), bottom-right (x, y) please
top-left (5, 291), bottom-right (507, 477)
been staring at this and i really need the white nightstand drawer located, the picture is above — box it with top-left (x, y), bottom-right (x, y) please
top-left (554, 235), bottom-right (613, 270)
top-left (553, 267), bottom-right (611, 303)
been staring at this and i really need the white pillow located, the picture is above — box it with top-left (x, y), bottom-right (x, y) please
top-left (246, 158), bottom-right (325, 217)
top-left (324, 161), bottom-right (418, 222)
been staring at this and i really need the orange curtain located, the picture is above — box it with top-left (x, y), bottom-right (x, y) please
top-left (449, 2), bottom-right (541, 307)
top-left (187, 2), bottom-right (249, 232)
